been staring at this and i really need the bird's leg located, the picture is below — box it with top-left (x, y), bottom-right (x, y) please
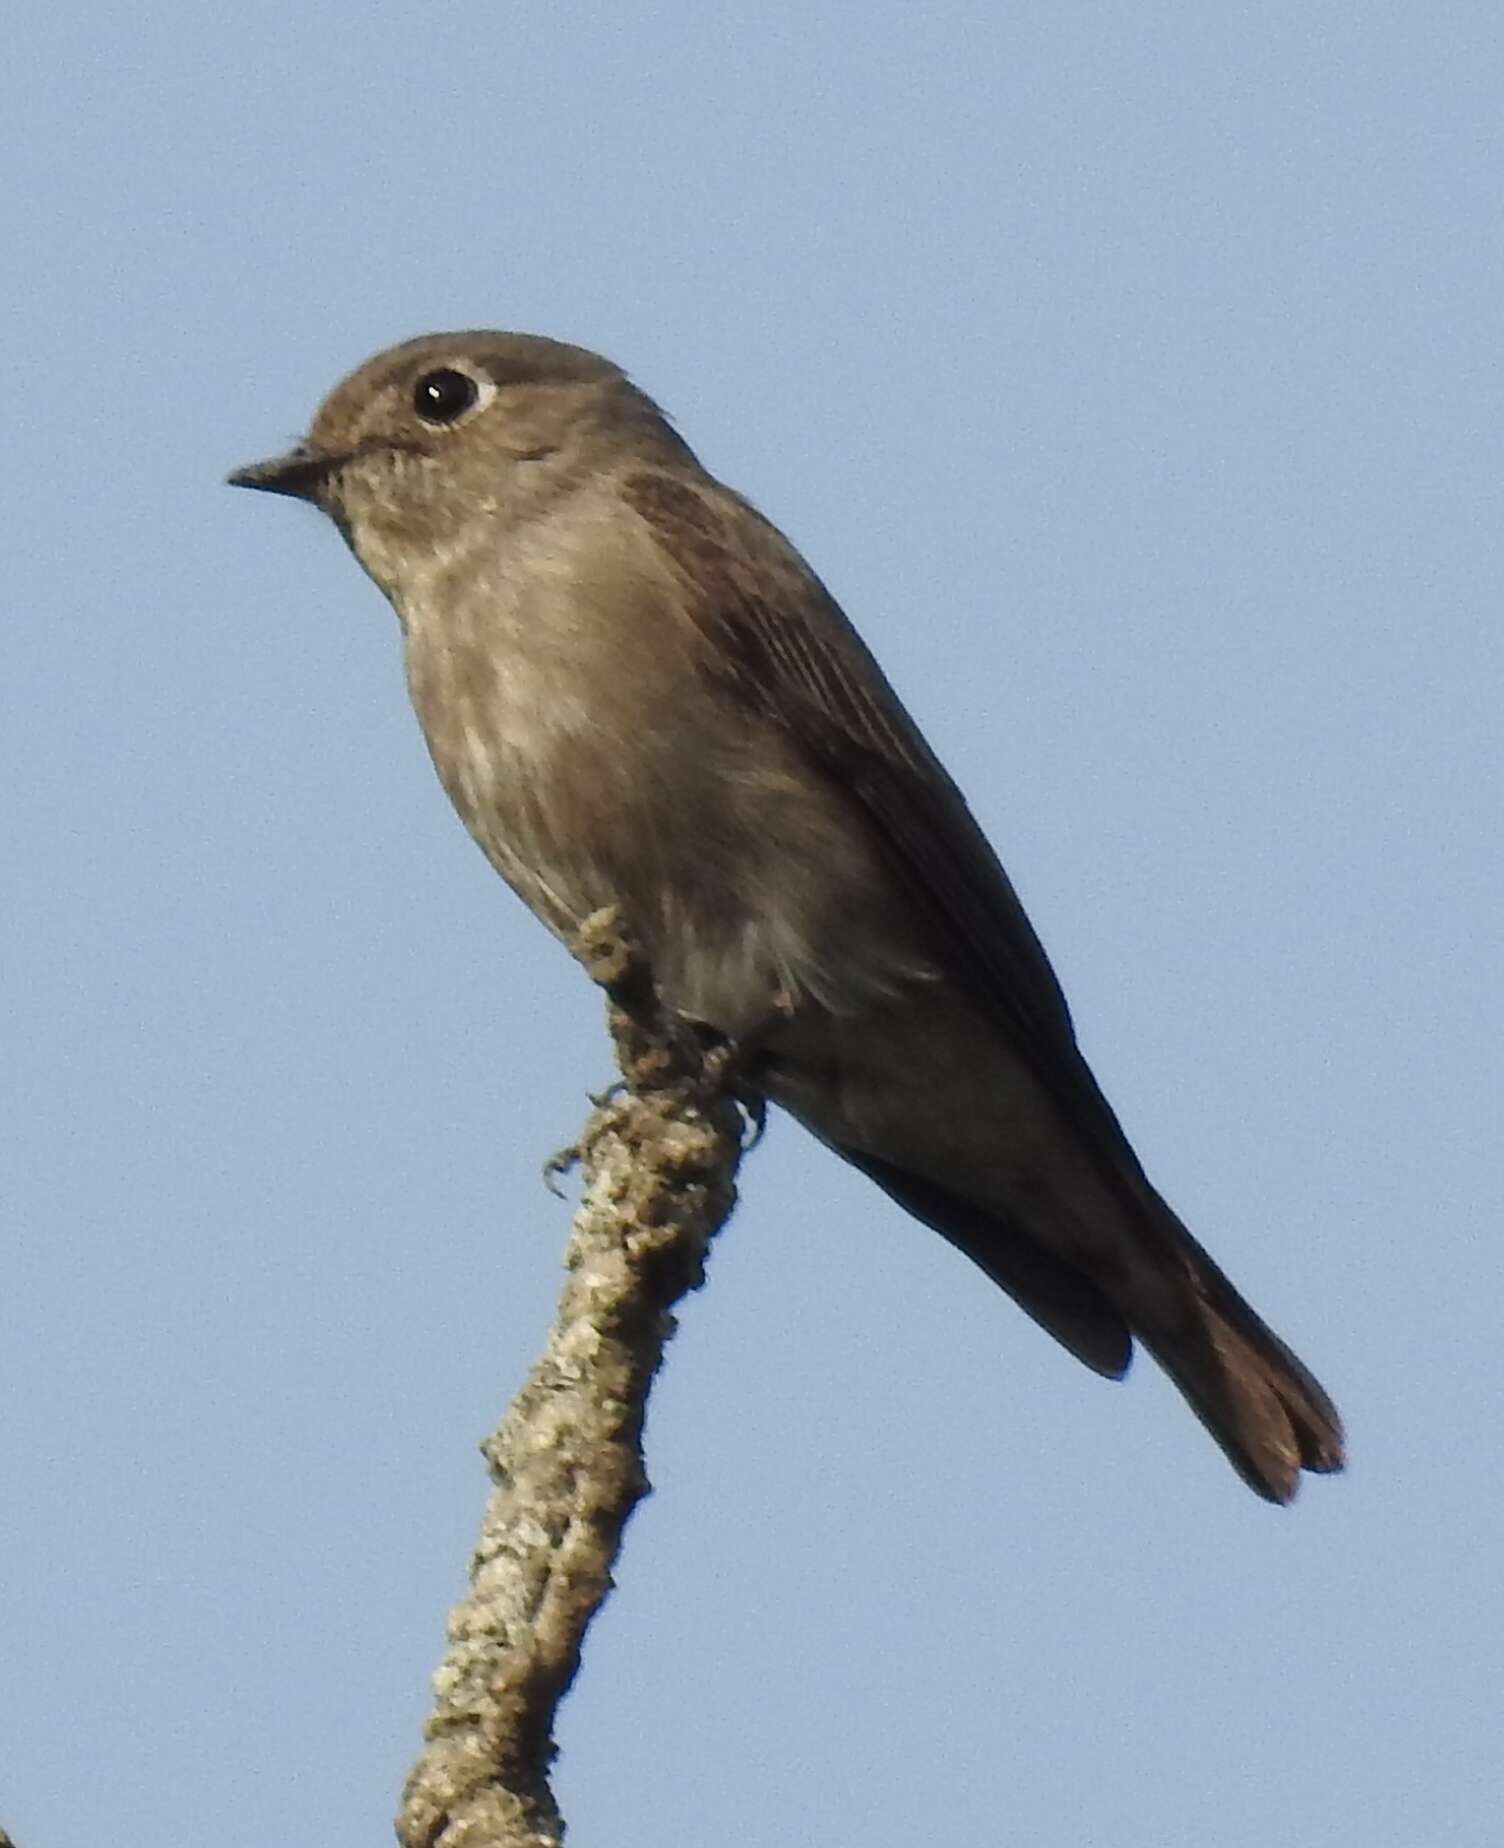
top-left (683, 984), bottom-right (801, 1149)
top-left (563, 906), bottom-right (778, 1154)
top-left (678, 1024), bottom-right (770, 1147)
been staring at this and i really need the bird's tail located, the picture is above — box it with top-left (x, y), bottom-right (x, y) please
top-left (842, 1138), bottom-right (1345, 1500)
top-left (829, 1140), bottom-right (1343, 1502)
top-left (1134, 1214), bottom-right (1345, 1503)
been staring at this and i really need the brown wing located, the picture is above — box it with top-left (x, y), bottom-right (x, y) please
top-left (625, 468), bottom-right (1155, 1201)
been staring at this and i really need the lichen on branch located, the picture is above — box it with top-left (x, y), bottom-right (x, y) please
top-left (397, 911), bottom-right (744, 1848)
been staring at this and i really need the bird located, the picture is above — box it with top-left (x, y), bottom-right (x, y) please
top-left (229, 330), bottom-right (1344, 1501)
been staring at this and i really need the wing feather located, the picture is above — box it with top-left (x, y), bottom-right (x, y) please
top-left (625, 469), bottom-right (1153, 1200)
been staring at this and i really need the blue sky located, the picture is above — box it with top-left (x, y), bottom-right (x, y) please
top-left (4, 6), bottom-right (1501, 1845)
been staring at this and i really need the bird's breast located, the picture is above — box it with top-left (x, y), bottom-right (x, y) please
top-left (388, 517), bottom-right (707, 943)
top-left (385, 508), bottom-right (937, 1037)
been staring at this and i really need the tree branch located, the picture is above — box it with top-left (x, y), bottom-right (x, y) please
top-left (397, 911), bottom-right (744, 1847)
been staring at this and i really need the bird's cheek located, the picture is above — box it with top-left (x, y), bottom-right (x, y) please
top-left (336, 510), bottom-right (412, 603)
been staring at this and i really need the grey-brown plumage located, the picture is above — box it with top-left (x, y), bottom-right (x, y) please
top-left (229, 331), bottom-right (1344, 1502)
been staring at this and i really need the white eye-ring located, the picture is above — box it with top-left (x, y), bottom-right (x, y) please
top-left (411, 366), bottom-right (494, 427)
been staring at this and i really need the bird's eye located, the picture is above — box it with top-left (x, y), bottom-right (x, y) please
top-left (413, 368), bottom-right (480, 425)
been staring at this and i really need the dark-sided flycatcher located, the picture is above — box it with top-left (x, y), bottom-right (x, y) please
top-left (230, 332), bottom-right (1343, 1502)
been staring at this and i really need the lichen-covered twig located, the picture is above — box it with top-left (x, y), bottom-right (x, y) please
top-left (397, 911), bottom-right (744, 1848)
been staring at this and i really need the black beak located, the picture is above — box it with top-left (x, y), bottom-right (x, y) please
top-left (226, 444), bottom-right (336, 501)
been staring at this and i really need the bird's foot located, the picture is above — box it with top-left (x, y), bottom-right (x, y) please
top-left (737, 1087), bottom-right (769, 1149)
top-left (542, 1140), bottom-right (580, 1195)
top-left (676, 1025), bottom-right (770, 1148)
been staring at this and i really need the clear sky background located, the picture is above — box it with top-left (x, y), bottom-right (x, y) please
top-left (4, 6), bottom-right (1500, 1845)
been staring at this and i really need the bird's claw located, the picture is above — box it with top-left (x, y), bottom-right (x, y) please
top-left (542, 1142), bottom-right (581, 1196)
top-left (737, 1088), bottom-right (769, 1149)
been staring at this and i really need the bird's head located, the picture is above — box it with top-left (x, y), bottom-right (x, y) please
top-left (229, 330), bottom-right (686, 586)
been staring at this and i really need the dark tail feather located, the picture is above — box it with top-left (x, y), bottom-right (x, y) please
top-left (1135, 1211), bottom-right (1345, 1503)
top-left (834, 1143), bottom-right (1341, 1501)
top-left (840, 1145), bottom-right (1342, 1501)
